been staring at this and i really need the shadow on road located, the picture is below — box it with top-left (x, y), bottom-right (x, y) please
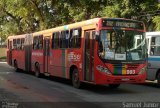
top-left (136, 82), bottom-right (160, 88)
top-left (45, 76), bottom-right (138, 94)
top-left (80, 83), bottom-right (139, 94)
top-left (14, 70), bottom-right (142, 94)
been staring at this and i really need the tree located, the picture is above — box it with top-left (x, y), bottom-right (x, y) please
top-left (0, 0), bottom-right (160, 42)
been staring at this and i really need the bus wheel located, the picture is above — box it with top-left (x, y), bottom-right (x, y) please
top-left (157, 72), bottom-right (160, 87)
top-left (72, 68), bottom-right (81, 88)
top-left (14, 60), bottom-right (19, 72)
top-left (108, 84), bottom-right (120, 89)
top-left (35, 64), bottom-right (41, 78)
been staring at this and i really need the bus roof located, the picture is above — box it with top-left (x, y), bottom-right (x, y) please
top-left (33, 17), bottom-right (143, 36)
top-left (146, 32), bottom-right (160, 36)
top-left (7, 17), bottom-right (144, 38)
top-left (33, 18), bottom-right (101, 36)
top-left (8, 34), bottom-right (26, 40)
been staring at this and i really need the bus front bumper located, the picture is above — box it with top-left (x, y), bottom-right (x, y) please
top-left (96, 73), bottom-right (146, 84)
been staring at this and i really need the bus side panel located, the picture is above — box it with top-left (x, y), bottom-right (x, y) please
top-left (94, 54), bottom-right (106, 84)
top-left (31, 50), bottom-right (44, 73)
top-left (66, 49), bottom-right (83, 80)
top-left (12, 50), bottom-right (19, 67)
top-left (17, 50), bottom-right (25, 70)
top-left (49, 49), bottom-right (83, 79)
top-left (49, 49), bottom-right (63, 77)
top-left (147, 57), bottom-right (160, 80)
top-left (147, 68), bottom-right (157, 80)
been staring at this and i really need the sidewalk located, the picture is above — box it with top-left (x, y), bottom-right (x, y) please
top-left (0, 59), bottom-right (6, 62)
top-left (0, 61), bottom-right (7, 63)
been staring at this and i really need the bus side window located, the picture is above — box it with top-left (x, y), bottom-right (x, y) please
top-left (33, 37), bottom-right (37, 50)
top-left (8, 40), bottom-right (12, 50)
top-left (65, 30), bottom-right (69, 48)
top-left (21, 38), bottom-right (25, 50)
top-left (17, 39), bottom-right (21, 50)
top-left (59, 32), bottom-right (62, 48)
top-left (61, 30), bottom-right (69, 48)
top-left (52, 33), bottom-right (55, 49)
top-left (33, 35), bottom-right (43, 50)
top-left (13, 39), bottom-right (17, 49)
top-left (39, 35), bottom-right (43, 49)
top-left (150, 37), bottom-right (160, 56)
top-left (9, 41), bottom-right (12, 50)
top-left (70, 28), bottom-right (81, 48)
top-left (61, 31), bottom-right (63, 48)
top-left (52, 32), bottom-right (60, 49)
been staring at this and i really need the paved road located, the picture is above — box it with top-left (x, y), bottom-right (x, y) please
top-left (0, 62), bottom-right (160, 108)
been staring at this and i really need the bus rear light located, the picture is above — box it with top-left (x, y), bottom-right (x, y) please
top-left (138, 66), bottom-right (146, 75)
top-left (96, 65), bottom-right (112, 75)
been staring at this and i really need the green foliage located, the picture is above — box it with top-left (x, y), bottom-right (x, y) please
top-left (0, 48), bottom-right (6, 61)
top-left (153, 16), bottom-right (160, 31)
top-left (0, 0), bottom-right (160, 42)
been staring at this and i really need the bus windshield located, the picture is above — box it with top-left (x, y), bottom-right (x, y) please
top-left (98, 30), bottom-right (147, 61)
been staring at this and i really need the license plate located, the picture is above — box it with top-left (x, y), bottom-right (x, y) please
top-left (121, 78), bottom-right (130, 81)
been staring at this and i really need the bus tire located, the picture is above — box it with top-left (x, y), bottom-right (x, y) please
top-left (72, 68), bottom-right (81, 88)
top-left (35, 63), bottom-right (41, 78)
top-left (157, 72), bottom-right (160, 87)
top-left (108, 84), bottom-right (120, 89)
top-left (14, 60), bottom-right (20, 72)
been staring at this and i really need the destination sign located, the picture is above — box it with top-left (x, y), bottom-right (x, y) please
top-left (102, 19), bottom-right (144, 30)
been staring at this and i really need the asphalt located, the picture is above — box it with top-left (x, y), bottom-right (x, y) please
top-left (0, 62), bottom-right (160, 108)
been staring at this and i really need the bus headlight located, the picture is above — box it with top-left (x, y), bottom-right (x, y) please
top-left (96, 65), bottom-right (112, 75)
top-left (138, 66), bottom-right (146, 75)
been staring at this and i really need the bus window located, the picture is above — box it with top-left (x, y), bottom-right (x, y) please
top-left (33, 35), bottom-right (43, 50)
top-left (17, 39), bottom-right (21, 50)
top-left (13, 39), bottom-right (17, 49)
top-left (150, 37), bottom-right (160, 56)
top-left (52, 32), bottom-right (60, 49)
top-left (21, 38), bottom-right (25, 50)
top-left (99, 30), bottom-right (146, 60)
top-left (52, 33), bottom-right (55, 48)
top-left (39, 35), bottom-right (43, 49)
top-left (33, 36), bottom-right (37, 50)
top-left (8, 40), bottom-right (12, 50)
top-left (10, 41), bottom-right (12, 50)
top-left (61, 30), bottom-right (69, 48)
top-left (70, 28), bottom-right (81, 48)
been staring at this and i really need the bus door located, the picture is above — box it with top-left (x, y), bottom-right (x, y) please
top-left (84, 30), bottom-right (96, 82)
top-left (44, 37), bottom-right (50, 73)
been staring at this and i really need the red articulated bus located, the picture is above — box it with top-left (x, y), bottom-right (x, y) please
top-left (7, 34), bottom-right (32, 72)
top-left (7, 18), bottom-right (147, 88)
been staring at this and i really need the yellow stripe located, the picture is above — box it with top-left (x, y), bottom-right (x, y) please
top-left (122, 65), bottom-right (127, 75)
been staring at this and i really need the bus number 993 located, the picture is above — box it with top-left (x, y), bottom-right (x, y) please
top-left (127, 70), bottom-right (136, 74)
